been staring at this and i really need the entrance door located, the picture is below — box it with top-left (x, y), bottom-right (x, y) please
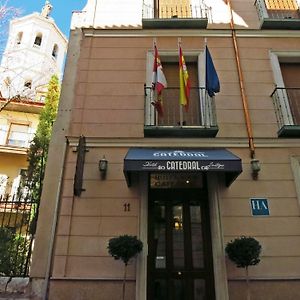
top-left (147, 188), bottom-right (215, 300)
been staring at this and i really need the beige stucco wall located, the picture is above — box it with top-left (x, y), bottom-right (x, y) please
top-left (31, 0), bottom-right (300, 298)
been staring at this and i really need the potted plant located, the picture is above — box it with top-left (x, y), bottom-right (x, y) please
top-left (225, 236), bottom-right (262, 300)
top-left (108, 235), bottom-right (143, 300)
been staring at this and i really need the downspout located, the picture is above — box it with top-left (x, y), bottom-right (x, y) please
top-left (227, 0), bottom-right (256, 158)
top-left (42, 139), bottom-right (68, 300)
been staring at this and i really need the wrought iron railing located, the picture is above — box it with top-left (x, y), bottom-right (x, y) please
top-left (0, 128), bottom-right (34, 148)
top-left (142, 0), bottom-right (209, 19)
top-left (255, 0), bottom-right (300, 20)
top-left (144, 86), bottom-right (217, 128)
top-left (0, 193), bottom-right (38, 277)
top-left (271, 87), bottom-right (300, 127)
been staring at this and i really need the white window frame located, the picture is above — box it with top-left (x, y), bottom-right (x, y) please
top-left (6, 122), bottom-right (30, 148)
top-left (145, 49), bottom-right (215, 127)
top-left (269, 50), bottom-right (300, 126)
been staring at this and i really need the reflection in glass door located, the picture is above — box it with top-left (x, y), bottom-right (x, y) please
top-left (147, 189), bottom-right (215, 300)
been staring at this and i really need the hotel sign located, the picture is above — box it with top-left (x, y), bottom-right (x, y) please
top-left (124, 148), bottom-right (243, 187)
top-left (142, 160), bottom-right (225, 171)
top-left (250, 198), bottom-right (270, 216)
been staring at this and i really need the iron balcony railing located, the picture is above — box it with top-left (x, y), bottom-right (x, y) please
top-left (255, 0), bottom-right (300, 23)
top-left (144, 86), bottom-right (217, 128)
top-left (142, 0), bottom-right (209, 19)
top-left (271, 87), bottom-right (300, 127)
top-left (0, 129), bottom-right (34, 149)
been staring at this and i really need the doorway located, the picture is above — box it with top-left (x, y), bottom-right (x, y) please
top-left (147, 184), bottom-right (215, 300)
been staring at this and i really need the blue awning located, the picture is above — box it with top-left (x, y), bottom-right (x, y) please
top-left (124, 148), bottom-right (242, 187)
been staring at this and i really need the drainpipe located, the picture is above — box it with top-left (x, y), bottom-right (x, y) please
top-left (227, 0), bottom-right (256, 158)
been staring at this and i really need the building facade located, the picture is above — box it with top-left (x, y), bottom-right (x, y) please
top-left (0, 1), bottom-right (67, 200)
top-left (31, 0), bottom-right (300, 299)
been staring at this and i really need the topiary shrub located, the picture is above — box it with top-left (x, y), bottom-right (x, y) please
top-left (225, 236), bottom-right (261, 268)
top-left (225, 236), bottom-right (262, 300)
top-left (108, 235), bottom-right (143, 300)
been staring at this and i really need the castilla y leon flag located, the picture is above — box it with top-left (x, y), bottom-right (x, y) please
top-left (179, 46), bottom-right (190, 111)
top-left (151, 44), bottom-right (167, 117)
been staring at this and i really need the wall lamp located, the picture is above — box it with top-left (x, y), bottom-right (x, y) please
top-left (99, 156), bottom-right (108, 179)
top-left (251, 158), bottom-right (261, 180)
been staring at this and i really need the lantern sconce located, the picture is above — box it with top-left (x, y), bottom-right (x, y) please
top-left (251, 158), bottom-right (261, 180)
top-left (99, 156), bottom-right (108, 179)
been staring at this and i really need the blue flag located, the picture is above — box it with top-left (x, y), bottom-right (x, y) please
top-left (205, 46), bottom-right (220, 97)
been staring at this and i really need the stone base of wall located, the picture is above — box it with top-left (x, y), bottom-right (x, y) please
top-left (228, 279), bottom-right (300, 300)
top-left (0, 277), bottom-right (30, 299)
top-left (49, 279), bottom-right (136, 300)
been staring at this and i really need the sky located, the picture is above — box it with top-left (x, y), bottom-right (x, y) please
top-left (8, 0), bottom-right (87, 37)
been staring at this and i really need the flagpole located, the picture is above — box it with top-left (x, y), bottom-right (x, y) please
top-left (178, 38), bottom-right (183, 126)
top-left (153, 38), bottom-right (158, 125)
top-left (204, 38), bottom-right (208, 127)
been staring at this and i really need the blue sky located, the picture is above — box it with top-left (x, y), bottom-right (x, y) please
top-left (8, 0), bottom-right (87, 37)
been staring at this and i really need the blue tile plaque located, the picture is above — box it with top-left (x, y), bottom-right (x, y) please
top-left (250, 198), bottom-right (269, 216)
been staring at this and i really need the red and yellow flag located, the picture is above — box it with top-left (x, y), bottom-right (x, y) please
top-left (179, 46), bottom-right (190, 111)
top-left (151, 44), bottom-right (167, 117)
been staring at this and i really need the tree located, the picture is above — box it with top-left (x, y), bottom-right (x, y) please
top-left (19, 75), bottom-right (60, 228)
top-left (0, 0), bottom-right (20, 54)
top-left (225, 236), bottom-right (262, 300)
top-left (108, 235), bottom-right (143, 300)
top-left (0, 227), bottom-right (30, 276)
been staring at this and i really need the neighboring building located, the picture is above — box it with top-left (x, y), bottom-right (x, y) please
top-left (0, 1), bottom-right (67, 200)
top-left (31, 0), bottom-right (300, 299)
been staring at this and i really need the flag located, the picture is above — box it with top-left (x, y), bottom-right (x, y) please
top-left (205, 46), bottom-right (220, 97)
top-left (151, 44), bottom-right (167, 117)
top-left (179, 46), bottom-right (190, 111)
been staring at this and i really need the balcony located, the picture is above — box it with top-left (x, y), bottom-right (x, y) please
top-left (255, 0), bottom-right (300, 29)
top-left (0, 127), bottom-right (34, 152)
top-left (0, 96), bottom-right (45, 114)
top-left (271, 87), bottom-right (300, 137)
top-left (142, 0), bottom-right (209, 29)
top-left (144, 86), bottom-right (218, 137)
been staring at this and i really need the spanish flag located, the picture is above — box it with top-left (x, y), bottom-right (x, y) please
top-left (179, 46), bottom-right (190, 111)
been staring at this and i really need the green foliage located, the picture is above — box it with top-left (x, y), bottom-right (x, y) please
top-left (20, 75), bottom-right (60, 203)
top-left (225, 236), bottom-right (261, 268)
top-left (108, 235), bottom-right (143, 265)
top-left (0, 227), bottom-right (30, 276)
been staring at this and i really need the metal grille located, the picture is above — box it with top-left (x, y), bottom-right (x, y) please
top-left (144, 86), bottom-right (217, 128)
top-left (0, 193), bottom-right (38, 277)
top-left (142, 0), bottom-right (208, 19)
top-left (255, 0), bottom-right (300, 19)
top-left (271, 87), bottom-right (300, 127)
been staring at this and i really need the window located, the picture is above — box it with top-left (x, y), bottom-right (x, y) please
top-left (255, 0), bottom-right (300, 29)
top-left (144, 51), bottom-right (218, 137)
top-left (157, 0), bottom-right (192, 18)
top-left (24, 80), bottom-right (32, 89)
top-left (265, 0), bottom-right (299, 18)
top-left (16, 32), bottom-right (23, 45)
top-left (52, 44), bottom-right (58, 59)
top-left (270, 51), bottom-right (300, 136)
top-left (142, 0), bottom-right (208, 29)
top-left (7, 123), bottom-right (30, 148)
top-left (33, 33), bottom-right (43, 47)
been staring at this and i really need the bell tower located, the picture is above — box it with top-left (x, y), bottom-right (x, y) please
top-left (0, 1), bottom-right (67, 100)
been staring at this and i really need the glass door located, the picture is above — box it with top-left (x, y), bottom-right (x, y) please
top-left (147, 188), bottom-right (215, 300)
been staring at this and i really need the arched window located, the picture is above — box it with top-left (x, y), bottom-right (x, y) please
top-left (52, 44), bottom-right (58, 59)
top-left (16, 32), bottom-right (23, 45)
top-left (33, 33), bottom-right (43, 47)
top-left (24, 80), bottom-right (32, 89)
